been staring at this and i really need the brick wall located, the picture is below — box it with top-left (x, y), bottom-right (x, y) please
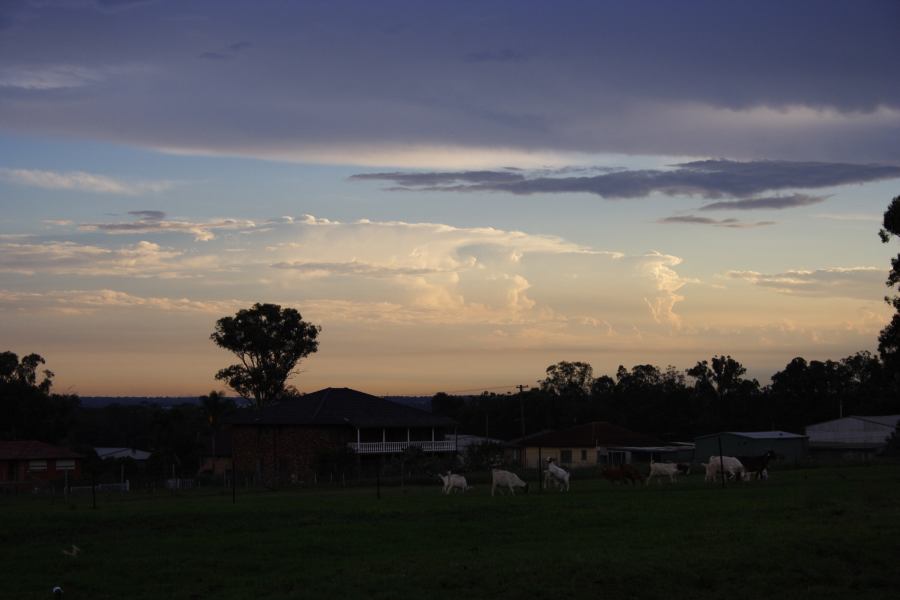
top-left (231, 425), bottom-right (353, 485)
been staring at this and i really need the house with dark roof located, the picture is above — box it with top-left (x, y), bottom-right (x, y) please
top-left (505, 422), bottom-right (667, 468)
top-left (227, 387), bottom-right (457, 484)
top-left (0, 440), bottom-right (83, 483)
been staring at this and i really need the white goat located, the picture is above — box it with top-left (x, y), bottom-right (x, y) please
top-left (491, 469), bottom-right (529, 496)
top-left (438, 471), bottom-right (471, 494)
top-left (545, 458), bottom-right (570, 491)
top-left (646, 460), bottom-right (680, 484)
top-left (704, 456), bottom-right (746, 482)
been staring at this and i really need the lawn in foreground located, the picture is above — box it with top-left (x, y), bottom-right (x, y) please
top-left (2, 464), bottom-right (899, 600)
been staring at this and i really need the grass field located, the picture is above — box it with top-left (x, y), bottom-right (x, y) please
top-left (3, 464), bottom-right (900, 600)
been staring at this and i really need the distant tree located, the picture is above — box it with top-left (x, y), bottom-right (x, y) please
top-left (878, 195), bottom-right (900, 376)
top-left (200, 390), bottom-right (236, 429)
top-left (686, 355), bottom-right (759, 430)
top-left (541, 361), bottom-right (594, 397)
top-left (541, 361), bottom-right (594, 427)
top-left (210, 303), bottom-right (321, 409)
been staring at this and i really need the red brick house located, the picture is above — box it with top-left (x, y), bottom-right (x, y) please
top-left (0, 440), bottom-right (83, 483)
top-left (227, 387), bottom-right (457, 484)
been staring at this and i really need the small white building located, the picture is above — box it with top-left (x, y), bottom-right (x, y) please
top-left (805, 415), bottom-right (900, 461)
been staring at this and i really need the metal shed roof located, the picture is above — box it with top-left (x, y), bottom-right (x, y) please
top-left (696, 430), bottom-right (807, 440)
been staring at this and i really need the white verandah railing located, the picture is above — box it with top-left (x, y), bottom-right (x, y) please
top-left (348, 440), bottom-right (456, 454)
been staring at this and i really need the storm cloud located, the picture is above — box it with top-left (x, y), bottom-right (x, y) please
top-left (0, 1), bottom-right (898, 165)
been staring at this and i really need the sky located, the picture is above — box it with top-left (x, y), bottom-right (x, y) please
top-left (1, 0), bottom-right (899, 396)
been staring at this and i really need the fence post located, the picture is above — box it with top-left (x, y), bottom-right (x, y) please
top-left (538, 447), bottom-right (543, 492)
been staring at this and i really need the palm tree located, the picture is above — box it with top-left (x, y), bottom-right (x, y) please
top-left (200, 391), bottom-right (235, 465)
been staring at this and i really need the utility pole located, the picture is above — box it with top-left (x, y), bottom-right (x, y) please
top-left (516, 384), bottom-right (529, 437)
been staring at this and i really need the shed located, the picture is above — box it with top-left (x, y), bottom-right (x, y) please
top-left (694, 431), bottom-right (808, 463)
top-left (805, 415), bottom-right (900, 461)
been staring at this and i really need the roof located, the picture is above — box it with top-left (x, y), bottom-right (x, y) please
top-left (0, 441), bottom-right (83, 461)
top-left (506, 422), bottom-right (665, 448)
top-left (696, 430), bottom-right (807, 440)
top-left (806, 415), bottom-right (900, 429)
top-left (611, 444), bottom-right (696, 453)
top-left (226, 387), bottom-right (457, 428)
top-left (95, 447), bottom-right (152, 460)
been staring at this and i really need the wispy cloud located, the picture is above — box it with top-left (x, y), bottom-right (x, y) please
top-left (352, 160), bottom-right (900, 199)
top-left (815, 213), bottom-right (882, 222)
top-left (0, 288), bottom-right (236, 315)
top-left (0, 64), bottom-right (106, 90)
top-left (0, 240), bottom-right (197, 277)
top-left (726, 266), bottom-right (884, 299)
top-left (127, 210), bottom-right (166, 220)
top-left (199, 40), bottom-right (252, 61)
top-left (0, 168), bottom-right (173, 195)
top-left (698, 193), bottom-right (828, 211)
top-left (658, 215), bottom-right (775, 228)
top-left (79, 212), bottom-right (255, 241)
top-left (464, 49), bottom-right (528, 63)
top-left (271, 260), bottom-right (446, 278)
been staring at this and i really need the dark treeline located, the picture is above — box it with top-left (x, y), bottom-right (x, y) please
top-left (433, 353), bottom-right (900, 441)
top-left (3, 350), bottom-right (899, 463)
top-left (1, 351), bottom-right (236, 479)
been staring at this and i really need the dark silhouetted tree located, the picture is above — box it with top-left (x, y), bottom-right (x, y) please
top-left (541, 361), bottom-right (594, 427)
top-left (878, 195), bottom-right (900, 377)
top-left (211, 303), bottom-right (321, 409)
top-left (0, 351), bottom-right (78, 442)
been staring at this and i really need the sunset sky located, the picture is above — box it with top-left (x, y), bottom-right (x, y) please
top-left (1, 0), bottom-right (899, 396)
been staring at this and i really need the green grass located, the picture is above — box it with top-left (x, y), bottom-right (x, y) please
top-left (3, 464), bottom-right (900, 599)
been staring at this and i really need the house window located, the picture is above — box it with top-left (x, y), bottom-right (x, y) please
top-left (580, 449), bottom-right (587, 461)
top-left (28, 460), bottom-right (47, 471)
top-left (56, 460), bottom-right (76, 471)
top-left (560, 449), bottom-right (573, 464)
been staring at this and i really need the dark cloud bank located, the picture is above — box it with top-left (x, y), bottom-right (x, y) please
top-left (1, 1), bottom-right (899, 163)
top-left (352, 160), bottom-right (900, 200)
